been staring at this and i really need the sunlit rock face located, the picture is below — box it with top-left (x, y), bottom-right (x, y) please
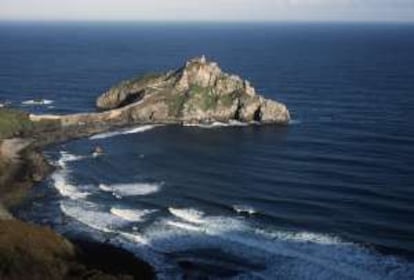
top-left (96, 56), bottom-right (290, 125)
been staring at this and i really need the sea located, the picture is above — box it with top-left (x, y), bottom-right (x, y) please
top-left (1, 22), bottom-right (414, 279)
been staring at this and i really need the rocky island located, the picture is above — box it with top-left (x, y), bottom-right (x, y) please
top-left (0, 57), bottom-right (290, 279)
top-left (96, 56), bottom-right (290, 124)
top-left (28, 56), bottom-right (290, 143)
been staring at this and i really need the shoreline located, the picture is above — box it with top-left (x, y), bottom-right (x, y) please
top-left (0, 138), bottom-right (155, 280)
top-left (0, 57), bottom-right (292, 279)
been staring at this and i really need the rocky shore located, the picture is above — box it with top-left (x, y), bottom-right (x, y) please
top-left (0, 124), bottom-right (155, 279)
top-left (0, 139), bottom-right (155, 280)
top-left (0, 57), bottom-right (290, 280)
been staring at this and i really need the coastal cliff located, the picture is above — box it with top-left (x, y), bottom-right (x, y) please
top-left (0, 112), bottom-right (154, 280)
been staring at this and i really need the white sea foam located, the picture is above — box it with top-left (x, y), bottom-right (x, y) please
top-left (99, 182), bottom-right (161, 197)
top-left (52, 151), bottom-right (90, 200)
top-left (168, 208), bottom-right (205, 224)
top-left (90, 125), bottom-right (159, 140)
top-left (165, 208), bottom-right (248, 238)
top-left (256, 229), bottom-right (343, 245)
top-left (22, 99), bottom-right (54, 105)
top-left (119, 231), bottom-right (151, 246)
top-left (165, 221), bottom-right (202, 232)
top-left (110, 208), bottom-right (157, 222)
top-left (183, 120), bottom-right (248, 129)
top-left (48, 149), bottom-right (414, 280)
top-left (233, 204), bottom-right (257, 215)
top-left (222, 231), bottom-right (393, 280)
top-left (51, 172), bottom-right (90, 200)
top-left (57, 151), bottom-right (85, 167)
top-left (55, 200), bottom-right (414, 280)
top-left (149, 212), bottom-right (414, 280)
top-left (60, 200), bottom-right (127, 232)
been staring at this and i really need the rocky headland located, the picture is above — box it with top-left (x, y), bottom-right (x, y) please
top-left (0, 57), bottom-right (290, 280)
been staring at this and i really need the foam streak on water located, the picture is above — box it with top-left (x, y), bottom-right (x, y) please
top-left (52, 151), bottom-right (90, 200)
top-left (90, 125), bottom-right (159, 140)
top-left (60, 200), bottom-right (127, 232)
top-left (133, 208), bottom-right (413, 280)
top-left (22, 99), bottom-right (54, 105)
top-left (233, 204), bottom-right (257, 215)
top-left (48, 147), bottom-right (414, 280)
top-left (168, 208), bottom-right (205, 224)
top-left (183, 120), bottom-right (250, 128)
top-left (51, 172), bottom-right (90, 200)
top-left (110, 208), bottom-right (157, 222)
top-left (57, 151), bottom-right (85, 167)
top-left (99, 183), bottom-right (161, 197)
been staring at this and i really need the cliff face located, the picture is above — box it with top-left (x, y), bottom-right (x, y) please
top-left (96, 56), bottom-right (290, 125)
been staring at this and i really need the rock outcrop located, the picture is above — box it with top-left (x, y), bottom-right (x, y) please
top-left (28, 57), bottom-right (290, 144)
top-left (96, 56), bottom-right (290, 125)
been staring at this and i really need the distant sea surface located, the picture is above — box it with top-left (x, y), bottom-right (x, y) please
top-left (2, 22), bottom-right (414, 279)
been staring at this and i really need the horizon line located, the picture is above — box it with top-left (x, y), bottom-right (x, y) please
top-left (0, 19), bottom-right (414, 25)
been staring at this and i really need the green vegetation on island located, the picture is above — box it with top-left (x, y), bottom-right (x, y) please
top-left (0, 109), bottom-right (33, 139)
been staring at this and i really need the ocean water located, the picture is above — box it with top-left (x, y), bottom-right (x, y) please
top-left (2, 22), bottom-right (414, 279)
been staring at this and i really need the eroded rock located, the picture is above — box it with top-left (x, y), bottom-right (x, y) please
top-left (96, 56), bottom-right (290, 125)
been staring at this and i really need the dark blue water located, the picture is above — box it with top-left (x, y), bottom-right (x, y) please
top-left (2, 22), bottom-right (414, 279)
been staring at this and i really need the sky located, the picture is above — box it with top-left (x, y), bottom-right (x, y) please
top-left (0, 0), bottom-right (413, 22)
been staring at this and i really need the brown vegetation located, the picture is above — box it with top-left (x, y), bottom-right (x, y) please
top-left (0, 220), bottom-right (154, 280)
top-left (0, 219), bottom-right (74, 280)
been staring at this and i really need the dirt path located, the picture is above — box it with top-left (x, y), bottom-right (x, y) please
top-left (0, 138), bottom-right (32, 219)
top-left (0, 203), bottom-right (12, 219)
top-left (0, 138), bottom-right (31, 162)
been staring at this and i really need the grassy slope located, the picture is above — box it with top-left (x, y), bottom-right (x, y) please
top-left (111, 72), bottom-right (162, 92)
top-left (0, 220), bottom-right (75, 280)
top-left (0, 108), bottom-right (60, 140)
top-left (0, 109), bottom-right (33, 139)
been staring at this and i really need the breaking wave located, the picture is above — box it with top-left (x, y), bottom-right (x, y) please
top-left (57, 151), bottom-right (85, 167)
top-left (22, 99), bottom-right (54, 105)
top-left (110, 207), bottom-right (157, 222)
top-left (90, 125), bottom-right (159, 140)
top-left (145, 209), bottom-right (414, 280)
top-left (56, 201), bottom-right (414, 279)
top-left (168, 208), bottom-right (205, 224)
top-left (167, 208), bottom-right (247, 233)
top-left (233, 204), bottom-right (257, 215)
top-left (60, 200), bottom-right (128, 232)
top-left (99, 182), bottom-right (162, 197)
top-left (52, 151), bottom-right (90, 200)
top-left (51, 172), bottom-right (90, 200)
top-left (183, 120), bottom-right (249, 129)
top-left (46, 151), bottom-right (414, 279)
